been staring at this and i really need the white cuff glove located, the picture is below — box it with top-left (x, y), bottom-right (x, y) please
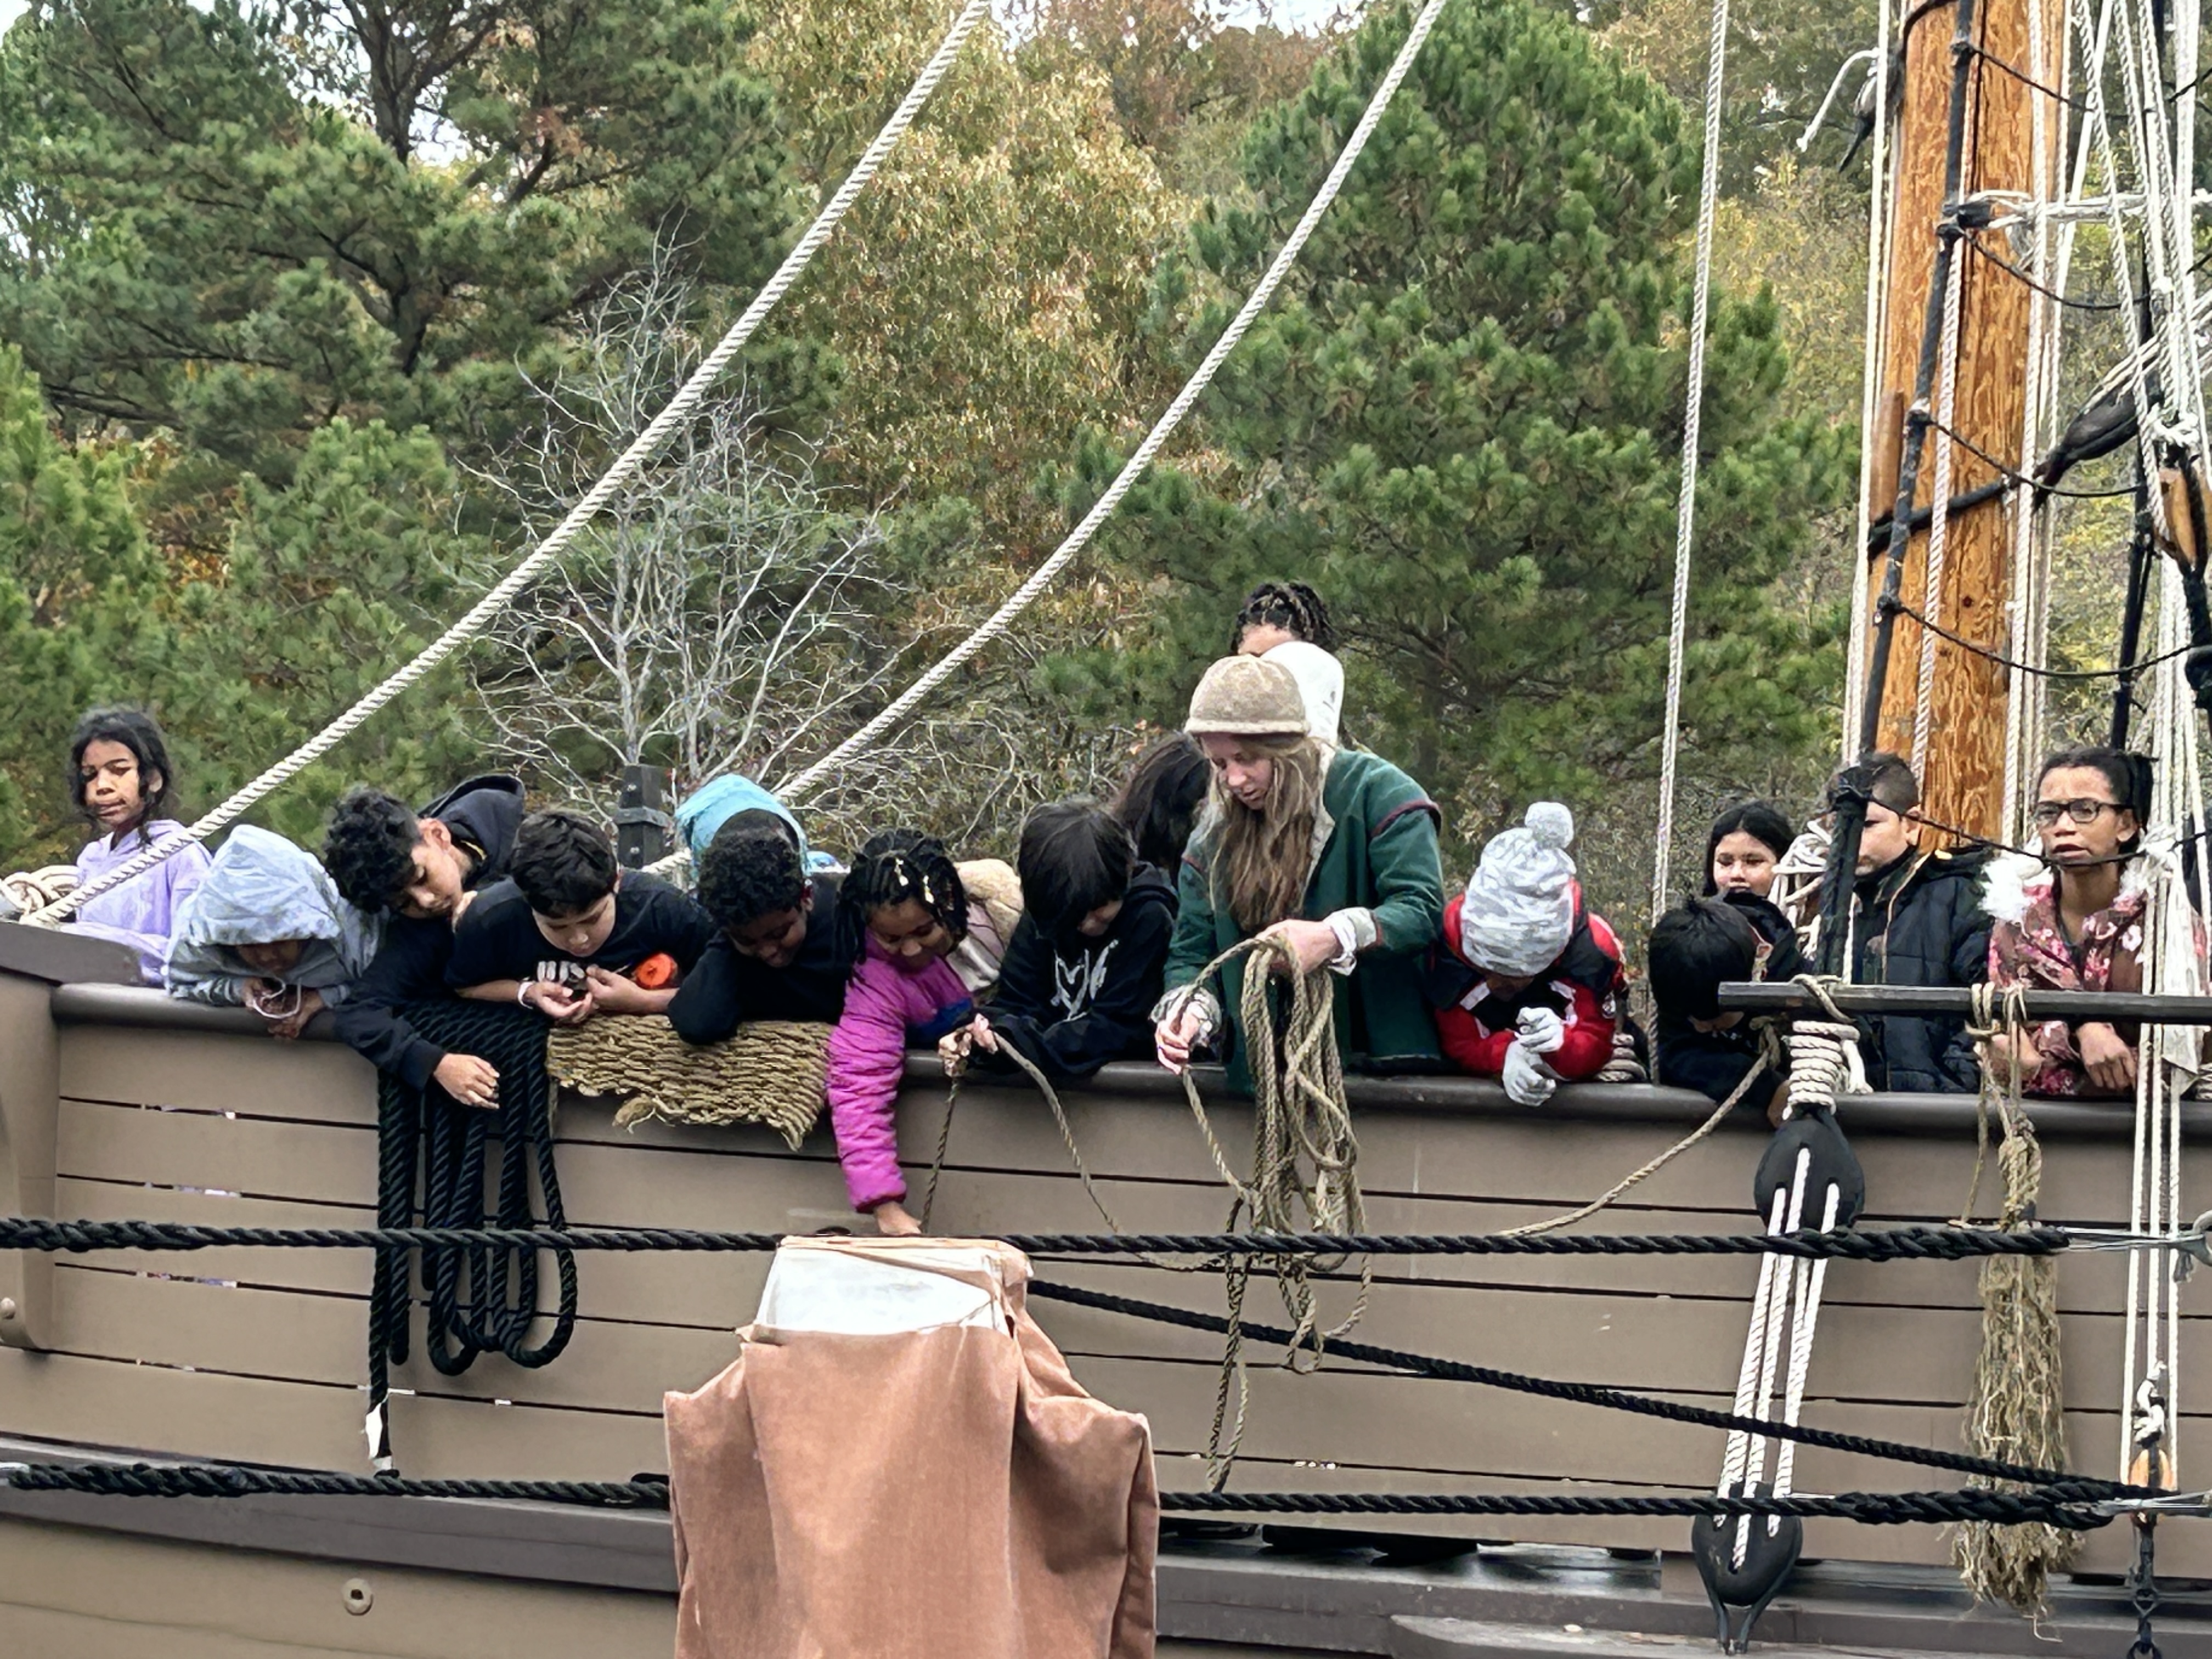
top-left (1502, 1039), bottom-right (1558, 1107)
top-left (1322, 907), bottom-right (1378, 975)
top-left (1515, 1006), bottom-right (1566, 1055)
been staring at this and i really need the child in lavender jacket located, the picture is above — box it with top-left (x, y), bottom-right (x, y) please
top-left (63, 708), bottom-right (212, 984)
top-left (825, 832), bottom-right (973, 1236)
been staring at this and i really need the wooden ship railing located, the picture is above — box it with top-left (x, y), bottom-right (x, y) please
top-left (2, 922), bottom-right (2205, 1611)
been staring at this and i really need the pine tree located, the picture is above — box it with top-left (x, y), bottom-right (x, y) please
top-left (0, 0), bottom-right (796, 483)
top-left (1051, 0), bottom-right (1850, 822)
top-left (0, 342), bottom-right (173, 860)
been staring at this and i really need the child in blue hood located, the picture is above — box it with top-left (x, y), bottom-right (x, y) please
top-left (166, 826), bottom-right (383, 1039)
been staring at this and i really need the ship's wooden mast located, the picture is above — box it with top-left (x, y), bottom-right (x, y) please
top-left (1864, 0), bottom-right (2064, 840)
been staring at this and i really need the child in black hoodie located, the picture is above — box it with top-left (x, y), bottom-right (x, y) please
top-left (1646, 891), bottom-right (1805, 1126)
top-left (324, 774), bottom-right (526, 1107)
top-left (943, 799), bottom-right (1176, 1084)
top-left (667, 809), bottom-right (848, 1043)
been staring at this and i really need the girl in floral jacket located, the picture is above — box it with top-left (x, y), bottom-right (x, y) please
top-left (1985, 746), bottom-right (2203, 1098)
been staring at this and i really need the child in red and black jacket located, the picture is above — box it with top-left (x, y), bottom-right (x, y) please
top-left (1429, 803), bottom-right (1630, 1104)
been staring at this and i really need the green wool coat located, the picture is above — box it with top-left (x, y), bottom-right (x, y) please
top-left (1166, 747), bottom-right (1445, 1091)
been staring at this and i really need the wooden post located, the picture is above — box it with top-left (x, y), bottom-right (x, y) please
top-left (614, 765), bottom-right (674, 870)
top-left (1864, 0), bottom-right (2063, 840)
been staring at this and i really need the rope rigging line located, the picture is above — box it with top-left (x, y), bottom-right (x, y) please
top-left (771, 0), bottom-right (1457, 805)
top-left (21, 0), bottom-right (997, 926)
top-left (1649, 0), bottom-right (1730, 916)
top-left (1842, 0), bottom-right (1898, 757)
top-left (0, 1214), bottom-right (2123, 1260)
top-left (1915, 236), bottom-right (1969, 776)
top-left (0, 1460), bottom-right (2125, 1528)
top-left (1923, 415), bottom-right (2138, 496)
top-left (1022, 1278), bottom-right (2133, 1494)
top-left (1878, 597), bottom-right (2202, 679)
top-left (1963, 42), bottom-right (2091, 110)
top-left (1962, 232), bottom-right (2123, 309)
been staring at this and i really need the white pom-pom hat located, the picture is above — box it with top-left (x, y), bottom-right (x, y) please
top-left (1460, 803), bottom-right (1579, 977)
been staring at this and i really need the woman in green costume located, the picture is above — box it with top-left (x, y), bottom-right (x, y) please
top-left (1152, 654), bottom-right (1445, 1087)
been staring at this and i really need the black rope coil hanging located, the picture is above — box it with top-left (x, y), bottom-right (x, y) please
top-left (368, 1001), bottom-right (575, 1468)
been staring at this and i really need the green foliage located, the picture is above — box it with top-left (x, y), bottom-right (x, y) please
top-left (757, 0), bottom-right (1187, 555)
top-left (1051, 0), bottom-right (1852, 832)
top-left (0, 342), bottom-right (484, 861)
top-left (1593, 0), bottom-right (1879, 191)
top-left (161, 417), bottom-right (489, 845)
top-left (0, 0), bottom-right (798, 482)
top-left (0, 341), bottom-right (173, 858)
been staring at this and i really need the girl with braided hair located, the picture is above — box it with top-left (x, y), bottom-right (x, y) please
top-left (1231, 580), bottom-right (1345, 747)
top-left (825, 831), bottom-right (973, 1234)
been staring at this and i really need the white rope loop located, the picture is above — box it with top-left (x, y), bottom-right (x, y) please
top-left (26, 0), bottom-right (996, 926)
top-left (1648, 0), bottom-right (1730, 917)
top-left (775, 0), bottom-right (1458, 805)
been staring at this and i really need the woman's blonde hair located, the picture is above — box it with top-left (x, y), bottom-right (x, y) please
top-left (1207, 733), bottom-right (1327, 932)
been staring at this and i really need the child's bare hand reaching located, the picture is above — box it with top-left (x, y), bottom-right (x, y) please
top-left (524, 980), bottom-right (596, 1025)
top-left (434, 1052), bottom-right (501, 1110)
top-left (583, 966), bottom-right (657, 1015)
top-left (938, 1014), bottom-right (997, 1076)
top-left (246, 979), bottom-right (324, 1040)
top-left (873, 1200), bottom-right (923, 1237)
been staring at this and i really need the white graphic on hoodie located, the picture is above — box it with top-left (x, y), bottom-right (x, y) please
top-left (1053, 939), bottom-right (1119, 1019)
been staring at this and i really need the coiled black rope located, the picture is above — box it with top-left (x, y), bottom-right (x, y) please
top-left (0, 1462), bottom-right (2113, 1530)
top-left (366, 1003), bottom-right (577, 1468)
top-left (0, 1218), bottom-right (2083, 1262)
top-left (1024, 1279), bottom-right (2137, 1498)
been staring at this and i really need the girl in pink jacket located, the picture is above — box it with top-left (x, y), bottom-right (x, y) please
top-left (827, 831), bottom-right (974, 1234)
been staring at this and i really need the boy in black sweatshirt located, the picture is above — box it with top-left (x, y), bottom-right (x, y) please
top-left (1646, 891), bottom-right (1805, 1126)
top-left (943, 799), bottom-right (1176, 1084)
top-left (324, 774), bottom-right (526, 1107)
top-left (667, 809), bottom-right (849, 1043)
top-left (448, 809), bottom-right (714, 1019)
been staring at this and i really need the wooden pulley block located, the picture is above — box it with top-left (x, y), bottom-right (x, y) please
top-left (2157, 464), bottom-right (2203, 567)
top-left (2128, 1443), bottom-right (2174, 1497)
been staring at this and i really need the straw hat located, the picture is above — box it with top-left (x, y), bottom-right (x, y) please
top-left (1183, 655), bottom-right (1309, 737)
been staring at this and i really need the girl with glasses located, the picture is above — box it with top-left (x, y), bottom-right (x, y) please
top-left (1984, 745), bottom-right (2200, 1097)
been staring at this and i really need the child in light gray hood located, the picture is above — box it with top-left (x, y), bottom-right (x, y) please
top-left (166, 826), bottom-right (383, 1038)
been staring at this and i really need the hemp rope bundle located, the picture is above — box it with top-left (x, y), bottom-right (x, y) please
top-left (1956, 984), bottom-right (2075, 1611)
top-left (546, 1017), bottom-right (830, 1149)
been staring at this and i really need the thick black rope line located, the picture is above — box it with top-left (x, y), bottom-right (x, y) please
top-left (1160, 1488), bottom-right (2107, 1527)
top-left (0, 1217), bottom-right (2081, 1262)
top-left (0, 1463), bottom-right (2107, 1530)
top-left (1024, 1279), bottom-right (2140, 1500)
top-left (3, 1462), bottom-right (667, 1509)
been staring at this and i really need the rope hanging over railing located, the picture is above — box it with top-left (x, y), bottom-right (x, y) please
top-left (770, 0), bottom-right (1458, 805)
top-left (22, 0), bottom-right (996, 925)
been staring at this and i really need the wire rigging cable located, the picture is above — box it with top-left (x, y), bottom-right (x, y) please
top-left (23, 0), bottom-right (998, 927)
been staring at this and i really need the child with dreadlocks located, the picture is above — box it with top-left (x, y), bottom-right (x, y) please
top-left (825, 831), bottom-right (974, 1235)
top-left (1232, 580), bottom-right (1345, 748)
